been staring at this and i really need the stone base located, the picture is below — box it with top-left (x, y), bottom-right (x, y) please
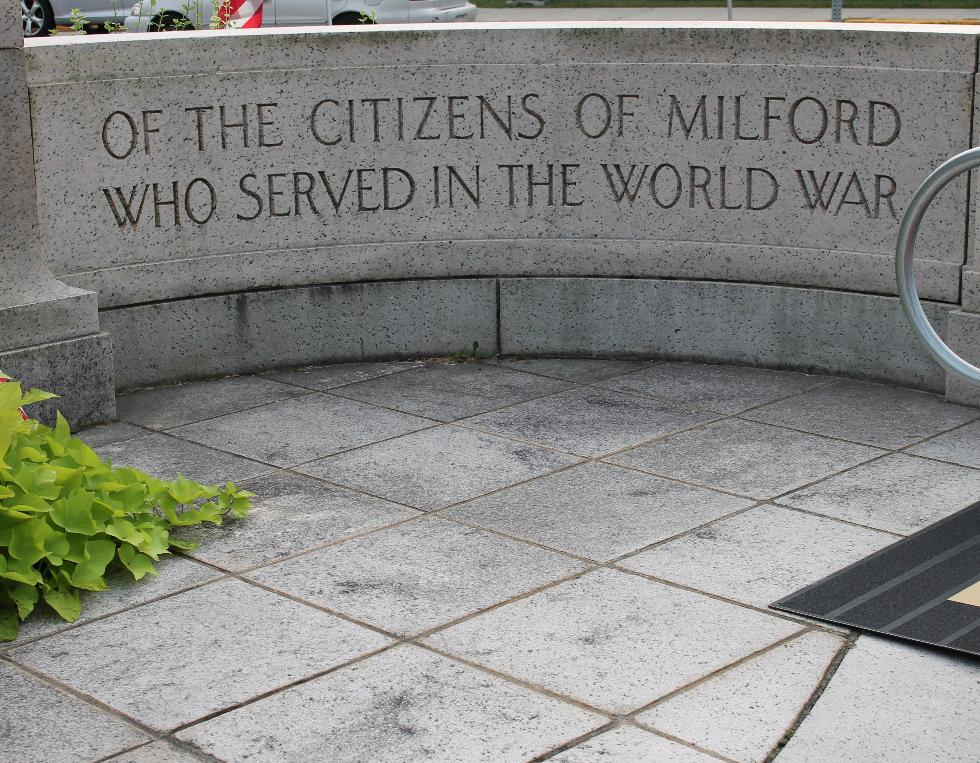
top-left (499, 277), bottom-right (953, 393)
top-left (0, 332), bottom-right (115, 428)
top-left (0, 281), bottom-right (100, 352)
top-left (99, 276), bottom-right (959, 397)
top-left (945, 309), bottom-right (980, 407)
top-left (102, 279), bottom-right (498, 390)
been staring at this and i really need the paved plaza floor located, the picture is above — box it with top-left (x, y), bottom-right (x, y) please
top-left (2, 358), bottom-right (979, 762)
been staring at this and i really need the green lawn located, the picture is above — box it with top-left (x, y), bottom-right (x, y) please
top-left (474, 0), bottom-right (979, 9)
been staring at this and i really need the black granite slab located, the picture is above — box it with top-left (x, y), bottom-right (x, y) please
top-left (773, 501), bottom-right (980, 658)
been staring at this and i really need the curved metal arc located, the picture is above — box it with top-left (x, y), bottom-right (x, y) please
top-left (896, 146), bottom-right (980, 388)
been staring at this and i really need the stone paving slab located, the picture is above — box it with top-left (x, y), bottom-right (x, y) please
top-left (76, 421), bottom-right (147, 448)
top-left (465, 386), bottom-right (718, 457)
top-left (609, 418), bottom-right (884, 499)
top-left (426, 568), bottom-right (802, 713)
top-left (619, 505), bottom-right (897, 608)
top-left (907, 420), bottom-right (980, 468)
top-left (263, 360), bottom-right (425, 391)
top-left (779, 452), bottom-right (980, 535)
top-left (548, 725), bottom-right (719, 762)
top-left (333, 362), bottom-right (570, 421)
top-left (8, 579), bottom-right (390, 730)
top-left (249, 517), bottom-right (585, 635)
top-left (95, 432), bottom-right (271, 484)
top-left (778, 636), bottom-right (980, 762)
top-left (745, 380), bottom-right (980, 449)
top-left (175, 470), bottom-right (419, 571)
top-left (104, 740), bottom-right (204, 763)
top-left (170, 393), bottom-right (433, 467)
top-left (598, 362), bottom-right (827, 415)
top-left (637, 630), bottom-right (846, 763)
top-left (116, 375), bottom-right (307, 430)
top-left (496, 357), bottom-right (651, 384)
top-left (299, 425), bottom-right (580, 510)
top-left (443, 462), bottom-right (752, 561)
top-left (6, 556), bottom-right (220, 646)
top-left (0, 660), bottom-right (150, 763)
top-left (177, 645), bottom-right (606, 762)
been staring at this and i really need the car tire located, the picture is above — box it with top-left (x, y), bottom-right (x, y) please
top-left (332, 12), bottom-right (368, 25)
top-left (148, 12), bottom-right (192, 30)
top-left (22, 0), bottom-right (54, 37)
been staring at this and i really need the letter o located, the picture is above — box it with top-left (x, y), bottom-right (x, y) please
top-left (184, 177), bottom-right (217, 225)
top-left (788, 97), bottom-right (829, 145)
top-left (650, 163), bottom-right (682, 208)
top-left (101, 111), bottom-right (139, 160)
top-left (575, 93), bottom-right (613, 139)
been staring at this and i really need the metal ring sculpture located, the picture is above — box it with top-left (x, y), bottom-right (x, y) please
top-left (896, 146), bottom-right (980, 387)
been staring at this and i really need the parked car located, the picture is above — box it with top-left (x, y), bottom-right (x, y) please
top-left (125, 0), bottom-right (477, 30)
top-left (23, 0), bottom-right (127, 36)
top-left (22, 0), bottom-right (476, 37)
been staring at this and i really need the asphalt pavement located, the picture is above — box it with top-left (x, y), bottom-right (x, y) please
top-left (474, 6), bottom-right (980, 23)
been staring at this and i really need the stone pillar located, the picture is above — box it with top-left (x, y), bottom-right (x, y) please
top-left (0, 0), bottom-right (114, 426)
top-left (944, 73), bottom-right (980, 407)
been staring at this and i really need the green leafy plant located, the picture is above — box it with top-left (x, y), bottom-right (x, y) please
top-left (0, 379), bottom-right (252, 641)
top-left (210, 0), bottom-right (232, 28)
top-left (69, 7), bottom-right (88, 33)
top-left (450, 341), bottom-right (494, 363)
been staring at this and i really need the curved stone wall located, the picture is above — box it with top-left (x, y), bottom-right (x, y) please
top-left (20, 23), bottom-right (980, 400)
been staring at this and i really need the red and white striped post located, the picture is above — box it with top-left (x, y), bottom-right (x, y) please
top-left (218, 0), bottom-right (263, 28)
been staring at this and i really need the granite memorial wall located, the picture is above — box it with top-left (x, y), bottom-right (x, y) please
top-left (3, 20), bottom-right (980, 423)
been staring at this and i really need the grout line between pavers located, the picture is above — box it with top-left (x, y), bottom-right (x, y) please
top-left (763, 632), bottom-right (860, 762)
top-left (412, 639), bottom-right (617, 719)
top-left (528, 720), bottom-right (618, 762)
top-left (198, 505), bottom-right (429, 577)
top-left (258, 360), bottom-right (427, 393)
top-left (763, 450), bottom-right (897, 503)
top-left (164, 640), bottom-right (404, 736)
top-left (0, 572), bottom-right (234, 653)
top-left (117, 379), bottom-right (316, 432)
top-left (105, 426), bottom-right (281, 481)
top-left (735, 413), bottom-right (980, 456)
top-left (769, 501), bottom-right (908, 538)
top-left (93, 736), bottom-right (222, 763)
top-left (897, 449), bottom-right (980, 473)
top-left (496, 357), bottom-right (658, 386)
top-left (606, 564), bottom-right (842, 635)
top-left (286, 448), bottom-right (586, 512)
top-left (587, 372), bottom-right (834, 413)
top-left (435, 494), bottom-right (761, 568)
top-left (77, 421), bottom-right (162, 448)
top-left (624, 629), bottom-right (815, 721)
top-left (0, 654), bottom-right (164, 739)
top-left (601, 457), bottom-right (782, 502)
top-left (629, 723), bottom-right (741, 763)
top-left (320, 363), bottom-right (579, 422)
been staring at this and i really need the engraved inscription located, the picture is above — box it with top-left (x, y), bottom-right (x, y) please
top-left (95, 90), bottom-right (907, 231)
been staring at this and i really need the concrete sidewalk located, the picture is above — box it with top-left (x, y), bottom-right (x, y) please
top-left (475, 7), bottom-right (980, 23)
